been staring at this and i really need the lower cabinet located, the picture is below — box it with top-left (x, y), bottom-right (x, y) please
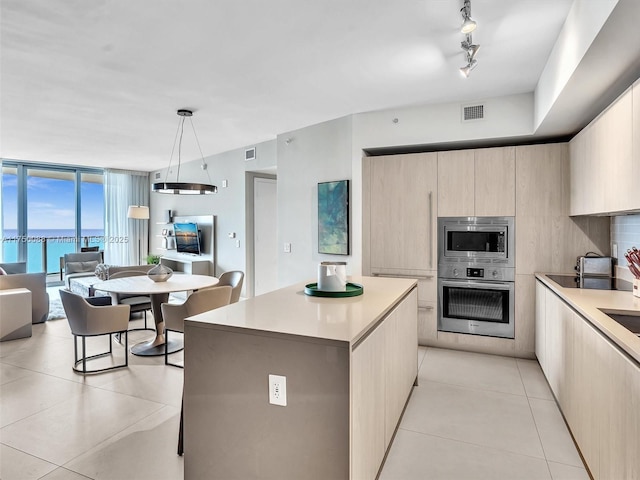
top-left (351, 288), bottom-right (418, 479)
top-left (536, 281), bottom-right (640, 479)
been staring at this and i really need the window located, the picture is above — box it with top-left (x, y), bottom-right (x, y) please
top-left (0, 162), bottom-right (104, 280)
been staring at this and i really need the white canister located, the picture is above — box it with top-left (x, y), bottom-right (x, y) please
top-left (318, 262), bottom-right (347, 292)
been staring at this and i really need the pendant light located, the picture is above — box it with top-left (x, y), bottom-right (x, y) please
top-left (152, 109), bottom-right (218, 195)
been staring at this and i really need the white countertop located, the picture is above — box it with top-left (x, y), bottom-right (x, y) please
top-left (185, 275), bottom-right (417, 346)
top-left (536, 273), bottom-right (640, 363)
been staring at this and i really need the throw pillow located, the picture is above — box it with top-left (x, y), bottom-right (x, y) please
top-left (66, 260), bottom-right (100, 274)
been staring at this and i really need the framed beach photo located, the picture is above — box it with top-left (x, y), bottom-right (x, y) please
top-left (318, 180), bottom-right (349, 255)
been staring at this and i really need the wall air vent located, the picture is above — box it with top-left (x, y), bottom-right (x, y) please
top-left (155, 172), bottom-right (161, 179)
top-left (462, 104), bottom-right (484, 121)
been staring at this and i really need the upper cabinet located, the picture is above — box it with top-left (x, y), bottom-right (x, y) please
top-left (365, 152), bottom-right (437, 274)
top-left (570, 81), bottom-right (640, 215)
top-left (438, 147), bottom-right (515, 217)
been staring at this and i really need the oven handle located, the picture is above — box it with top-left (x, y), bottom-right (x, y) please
top-left (373, 272), bottom-right (434, 280)
top-left (440, 279), bottom-right (514, 290)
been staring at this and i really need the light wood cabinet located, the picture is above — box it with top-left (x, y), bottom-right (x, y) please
top-left (352, 287), bottom-right (418, 480)
top-left (569, 83), bottom-right (639, 215)
top-left (535, 281), bottom-right (640, 478)
top-left (474, 147), bottom-right (516, 216)
top-left (351, 320), bottom-right (386, 480)
top-left (632, 79), bottom-right (640, 210)
top-left (383, 289), bottom-right (419, 446)
top-left (438, 147), bottom-right (515, 217)
top-left (368, 153), bottom-right (437, 273)
top-left (534, 280), bottom-right (546, 371)
top-left (438, 150), bottom-right (474, 216)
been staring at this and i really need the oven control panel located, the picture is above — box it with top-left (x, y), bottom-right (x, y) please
top-left (439, 264), bottom-right (515, 282)
top-left (466, 267), bottom-right (484, 278)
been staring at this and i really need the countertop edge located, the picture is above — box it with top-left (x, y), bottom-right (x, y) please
top-left (185, 276), bottom-right (418, 347)
top-left (535, 273), bottom-right (640, 365)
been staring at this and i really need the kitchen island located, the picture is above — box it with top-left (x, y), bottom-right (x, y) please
top-left (183, 275), bottom-right (418, 480)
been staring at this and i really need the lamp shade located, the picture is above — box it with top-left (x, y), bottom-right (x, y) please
top-left (127, 205), bottom-right (150, 219)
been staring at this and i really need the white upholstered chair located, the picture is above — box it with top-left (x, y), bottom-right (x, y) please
top-left (59, 289), bottom-right (130, 374)
top-left (217, 270), bottom-right (244, 303)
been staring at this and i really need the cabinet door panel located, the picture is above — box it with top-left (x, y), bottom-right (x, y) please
top-left (602, 89), bottom-right (633, 213)
top-left (534, 281), bottom-right (546, 370)
top-left (632, 80), bottom-right (640, 210)
top-left (370, 153), bottom-right (437, 272)
top-left (438, 150), bottom-right (474, 217)
top-left (384, 289), bottom-right (418, 446)
top-left (475, 147), bottom-right (515, 216)
top-left (351, 324), bottom-right (385, 480)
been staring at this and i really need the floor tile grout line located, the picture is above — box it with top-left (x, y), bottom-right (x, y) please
top-left (516, 359), bottom-right (555, 480)
top-left (1, 440), bottom-right (67, 471)
top-left (396, 426), bottom-right (550, 463)
top-left (415, 376), bottom-right (528, 399)
top-left (57, 403), bottom-right (176, 474)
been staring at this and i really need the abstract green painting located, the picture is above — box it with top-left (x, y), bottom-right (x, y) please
top-left (318, 180), bottom-right (349, 255)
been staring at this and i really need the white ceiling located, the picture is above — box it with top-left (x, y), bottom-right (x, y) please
top-left (0, 0), bottom-right (618, 171)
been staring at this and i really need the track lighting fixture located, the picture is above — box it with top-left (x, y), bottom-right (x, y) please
top-left (459, 0), bottom-right (479, 77)
top-left (460, 59), bottom-right (478, 78)
top-left (460, 0), bottom-right (476, 34)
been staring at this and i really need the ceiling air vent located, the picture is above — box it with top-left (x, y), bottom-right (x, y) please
top-left (462, 104), bottom-right (484, 122)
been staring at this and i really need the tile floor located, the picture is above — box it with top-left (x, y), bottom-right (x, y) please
top-left (1, 309), bottom-right (589, 479)
top-left (380, 348), bottom-right (590, 480)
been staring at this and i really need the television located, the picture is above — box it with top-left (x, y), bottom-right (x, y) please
top-left (173, 222), bottom-right (201, 255)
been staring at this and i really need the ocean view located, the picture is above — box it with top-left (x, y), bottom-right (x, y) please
top-left (1, 229), bottom-right (106, 274)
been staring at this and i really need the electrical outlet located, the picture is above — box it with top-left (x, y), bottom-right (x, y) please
top-left (236, 239), bottom-right (241, 248)
top-left (284, 242), bottom-right (291, 253)
top-left (268, 374), bottom-right (287, 406)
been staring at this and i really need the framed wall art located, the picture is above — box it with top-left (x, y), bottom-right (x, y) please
top-left (318, 179), bottom-right (349, 255)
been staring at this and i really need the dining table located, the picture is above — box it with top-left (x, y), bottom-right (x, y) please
top-left (93, 273), bottom-right (219, 356)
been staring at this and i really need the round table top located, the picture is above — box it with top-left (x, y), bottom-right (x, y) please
top-left (93, 273), bottom-right (219, 295)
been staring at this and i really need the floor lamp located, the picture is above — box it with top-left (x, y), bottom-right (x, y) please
top-left (127, 205), bottom-right (149, 265)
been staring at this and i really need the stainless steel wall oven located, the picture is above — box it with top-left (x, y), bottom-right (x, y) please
top-left (438, 217), bottom-right (515, 339)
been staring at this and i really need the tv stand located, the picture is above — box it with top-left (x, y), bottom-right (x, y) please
top-left (154, 214), bottom-right (215, 276)
top-left (160, 255), bottom-right (210, 275)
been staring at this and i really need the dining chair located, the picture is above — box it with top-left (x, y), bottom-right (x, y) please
top-left (59, 289), bottom-right (130, 374)
top-left (217, 270), bottom-right (244, 303)
top-left (161, 285), bottom-right (232, 368)
top-left (107, 269), bottom-right (153, 330)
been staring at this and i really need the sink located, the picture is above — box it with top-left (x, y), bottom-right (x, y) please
top-left (599, 309), bottom-right (640, 336)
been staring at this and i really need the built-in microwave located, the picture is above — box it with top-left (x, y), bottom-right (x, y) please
top-left (438, 216), bottom-right (514, 267)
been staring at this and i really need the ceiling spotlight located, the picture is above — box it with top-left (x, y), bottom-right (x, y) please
top-left (460, 59), bottom-right (478, 78)
top-left (460, 0), bottom-right (476, 34)
top-left (461, 35), bottom-right (480, 60)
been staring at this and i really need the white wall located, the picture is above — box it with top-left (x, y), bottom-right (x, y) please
top-left (534, 0), bottom-right (618, 130)
top-left (149, 139), bottom-right (277, 282)
top-left (276, 116), bottom-right (353, 286)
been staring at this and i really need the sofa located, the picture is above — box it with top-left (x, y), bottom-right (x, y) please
top-left (0, 262), bottom-right (27, 274)
top-left (0, 267), bottom-right (49, 324)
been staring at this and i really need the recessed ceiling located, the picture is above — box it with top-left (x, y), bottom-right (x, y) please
top-left (1, 0), bottom-right (575, 170)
